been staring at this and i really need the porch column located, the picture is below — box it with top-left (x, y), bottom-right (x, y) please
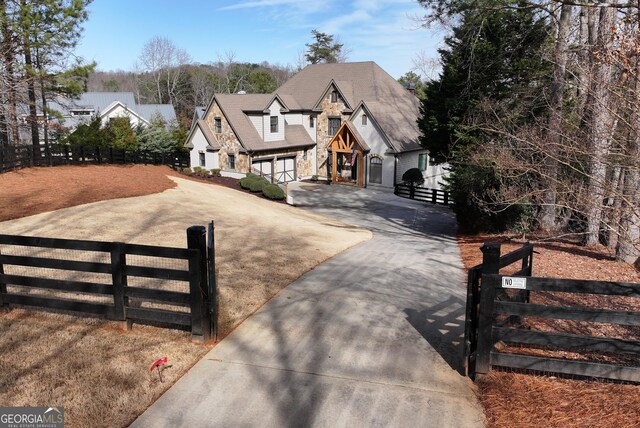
top-left (358, 152), bottom-right (364, 187)
top-left (331, 150), bottom-right (337, 182)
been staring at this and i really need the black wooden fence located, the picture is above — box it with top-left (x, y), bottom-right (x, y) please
top-left (0, 143), bottom-right (190, 173)
top-left (394, 183), bottom-right (450, 205)
top-left (463, 243), bottom-right (534, 376)
top-left (0, 224), bottom-right (217, 341)
top-left (466, 242), bottom-right (640, 383)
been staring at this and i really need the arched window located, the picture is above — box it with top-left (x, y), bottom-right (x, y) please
top-left (369, 157), bottom-right (382, 184)
top-left (362, 114), bottom-right (367, 126)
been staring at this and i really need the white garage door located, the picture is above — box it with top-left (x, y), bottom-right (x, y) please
top-left (252, 159), bottom-right (272, 182)
top-left (275, 157), bottom-right (295, 183)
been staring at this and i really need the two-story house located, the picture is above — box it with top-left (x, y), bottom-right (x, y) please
top-left (185, 61), bottom-right (446, 189)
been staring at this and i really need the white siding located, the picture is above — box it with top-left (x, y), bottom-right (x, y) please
top-left (102, 104), bottom-right (145, 127)
top-left (351, 109), bottom-right (395, 188)
top-left (263, 100), bottom-right (284, 142)
top-left (248, 115), bottom-right (263, 139)
top-left (396, 150), bottom-right (448, 190)
top-left (188, 126), bottom-right (219, 170)
top-left (284, 113), bottom-right (302, 125)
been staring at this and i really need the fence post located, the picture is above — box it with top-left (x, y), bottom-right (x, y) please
top-left (96, 146), bottom-right (102, 164)
top-left (0, 248), bottom-right (8, 311)
top-left (432, 189), bottom-right (437, 204)
top-left (474, 243), bottom-right (501, 378)
top-left (187, 226), bottom-right (211, 341)
top-left (409, 185), bottom-right (415, 199)
top-left (111, 243), bottom-right (129, 329)
top-left (444, 191), bottom-right (449, 206)
top-left (0, 147), bottom-right (4, 173)
top-left (207, 221), bottom-right (218, 341)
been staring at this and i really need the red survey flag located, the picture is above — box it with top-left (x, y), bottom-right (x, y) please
top-left (150, 357), bottom-right (168, 372)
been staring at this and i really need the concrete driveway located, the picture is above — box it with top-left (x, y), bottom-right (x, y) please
top-left (133, 183), bottom-right (485, 427)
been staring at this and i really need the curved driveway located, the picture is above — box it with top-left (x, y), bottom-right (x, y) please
top-left (134, 183), bottom-right (485, 427)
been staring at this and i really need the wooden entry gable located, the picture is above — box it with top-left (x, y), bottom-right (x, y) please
top-left (328, 122), bottom-right (366, 186)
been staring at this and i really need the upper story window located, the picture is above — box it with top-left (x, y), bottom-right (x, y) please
top-left (270, 116), bottom-right (278, 133)
top-left (418, 153), bottom-right (428, 171)
top-left (309, 116), bottom-right (314, 128)
top-left (70, 109), bottom-right (94, 116)
top-left (330, 91), bottom-right (338, 103)
top-left (328, 117), bottom-right (341, 136)
top-left (362, 114), bottom-right (367, 126)
top-left (214, 117), bottom-right (222, 133)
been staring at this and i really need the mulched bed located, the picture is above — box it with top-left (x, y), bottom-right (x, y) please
top-left (0, 165), bottom-right (180, 222)
top-left (458, 233), bottom-right (640, 427)
top-left (177, 172), bottom-right (287, 204)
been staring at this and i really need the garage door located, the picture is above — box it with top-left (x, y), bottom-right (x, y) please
top-left (252, 159), bottom-right (272, 182)
top-left (275, 157), bottom-right (295, 183)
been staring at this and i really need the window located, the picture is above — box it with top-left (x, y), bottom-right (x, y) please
top-left (303, 150), bottom-right (307, 161)
top-left (199, 152), bottom-right (205, 167)
top-left (418, 153), bottom-right (427, 171)
top-left (328, 117), bottom-right (341, 136)
top-left (362, 114), bottom-right (367, 126)
top-left (369, 157), bottom-right (382, 184)
top-left (71, 109), bottom-right (94, 116)
top-left (330, 91), bottom-right (338, 103)
top-left (309, 116), bottom-right (314, 128)
top-left (228, 154), bottom-right (235, 170)
top-left (270, 116), bottom-right (278, 133)
top-left (214, 117), bottom-right (222, 133)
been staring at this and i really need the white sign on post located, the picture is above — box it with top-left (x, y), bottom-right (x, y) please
top-left (502, 276), bottom-right (527, 289)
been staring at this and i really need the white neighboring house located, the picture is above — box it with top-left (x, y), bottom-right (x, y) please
top-left (184, 62), bottom-right (448, 190)
top-left (17, 92), bottom-right (177, 144)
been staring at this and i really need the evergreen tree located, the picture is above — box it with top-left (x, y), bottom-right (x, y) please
top-left (305, 30), bottom-right (344, 64)
top-left (418, 2), bottom-right (550, 231)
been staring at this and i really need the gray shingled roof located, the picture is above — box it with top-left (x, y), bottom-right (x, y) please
top-left (49, 92), bottom-right (176, 127)
top-left (277, 62), bottom-right (421, 152)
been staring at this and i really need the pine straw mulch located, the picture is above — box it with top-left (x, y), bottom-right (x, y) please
top-left (458, 234), bottom-right (640, 428)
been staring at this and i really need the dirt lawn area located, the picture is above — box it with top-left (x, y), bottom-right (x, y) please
top-left (0, 165), bottom-right (371, 427)
top-left (458, 235), bottom-right (640, 428)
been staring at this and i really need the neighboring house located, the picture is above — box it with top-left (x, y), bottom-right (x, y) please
top-left (17, 92), bottom-right (177, 144)
top-left (184, 61), bottom-right (447, 189)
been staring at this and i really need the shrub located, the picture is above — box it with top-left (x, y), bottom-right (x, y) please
top-left (311, 174), bottom-right (319, 181)
top-left (248, 177), bottom-right (269, 192)
top-left (262, 184), bottom-right (285, 200)
top-left (181, 167), bottom-right (192, 174)
top-left (402, 168), bottom-right (425, 188)
top-left (192, 167), bottom-right (203, 176)
top-left (210, 168), bottom-right (221, 177)
top-left (245, 172), bottom-right (257, 178)
top-left (239, 176), bottom-right (257, 189)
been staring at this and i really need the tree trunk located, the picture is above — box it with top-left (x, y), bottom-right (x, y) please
top-left (540, 3), bottom-right (572, 232)
top-left (607, 167), bottom-right (624, 250)
top-left (1, 0), bottom-right (19, 145)
top-left (584, 7), bottom-right (616, 246)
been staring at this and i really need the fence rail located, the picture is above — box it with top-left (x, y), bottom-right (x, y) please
top-left (0, 224), bottom-right (216, 340)
top-left (465, 242), bottom-right (640, 383)
top-left (394, 183), bottom-right (450, 205)
top-left (0, 143), bottom-right (189, 173)
top-left (476, 273), bottom-right (640, 382)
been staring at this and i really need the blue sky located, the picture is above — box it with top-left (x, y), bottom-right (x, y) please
top-left (75, 0), bottom-right (443, 79)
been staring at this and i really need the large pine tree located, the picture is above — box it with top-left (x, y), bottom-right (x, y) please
top-left (418, 2), bottom-right (550, 231)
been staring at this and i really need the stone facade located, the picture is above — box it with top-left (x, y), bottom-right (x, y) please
top-left (204, 101), bottom-right (249, 173)
top-left (315, 89), bottom-right (350, 178)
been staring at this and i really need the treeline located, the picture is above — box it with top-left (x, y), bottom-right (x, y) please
top-left (418, 0), bottom-right (640, 265)
top-left (88, 37), bottom-right (297, 127)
